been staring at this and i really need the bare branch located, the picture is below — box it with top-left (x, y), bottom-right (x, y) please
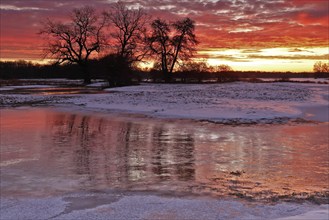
top-left (147, 17), bottom-right (198, 82)
top-left (104, 1), bottom-right (149, 65)
top-left (39, 6), bottom-right (107, 83)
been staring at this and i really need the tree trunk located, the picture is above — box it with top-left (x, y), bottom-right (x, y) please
top-left (81, 62), bottom-right (91, 84)
top-left (165, 71), bottom-right (172, 83)
top-left (162, 67), bottom-right (171, 83)
top-left (161, 55), bottom-right (171, 83)
top-left (83, 76), bottom-right (91, 85)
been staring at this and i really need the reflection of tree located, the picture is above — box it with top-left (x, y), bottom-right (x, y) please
top-left (48, 113), bottom-right (196, 189)
top-left (151, 126), bottom-right (195, 181)
top-left (49, 114), bottom-right (106, 181)
top-left (173, 133), bottom-right (195, 181)
top-left (45, 113), bottom-right (328, 198)
top-left (75, 116), bottom-right (91, 175)
top-left (67, 115), bottom-right (76, 134)
top-left (115, 122), bottom-right (132, 183)
top-left (152, 127), bottom-right (170, 180)
top-left (124, 122), bottom-right (149, 182)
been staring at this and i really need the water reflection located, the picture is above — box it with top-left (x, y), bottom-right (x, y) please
top-left (1, 108), bottom-right (328, 200)
top-left (2, 87), bottom-right (107, 95)
top-left (48, 113), bottom-right (196, 185)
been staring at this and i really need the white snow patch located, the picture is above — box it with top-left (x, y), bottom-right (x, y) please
top-left (98, 83), bottom-right (328, 122)
top-left (1, 194), bottom-right (327, 220)
top-left (86, 82), bottom-right (108, 88)
top-left (275, 205), bottom-right (329, 220)
top-left (1, 82), bottom-right (328, 122)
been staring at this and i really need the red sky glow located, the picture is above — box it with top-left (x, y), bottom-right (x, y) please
top-left (0, 0), bottom-right (328, 71)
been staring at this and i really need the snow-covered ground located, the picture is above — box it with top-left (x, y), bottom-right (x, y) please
top-left (1, 82), bottom-right (328, 123)
top-left (1, 192), bottom-right (328, 220)
top-left (101, 82), bottom-right (328, 122)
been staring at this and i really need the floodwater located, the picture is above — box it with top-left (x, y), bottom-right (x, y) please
top-left (2, 87), bottom-right (107, 95)
top-left (1, 108), bottom-right (328, 202)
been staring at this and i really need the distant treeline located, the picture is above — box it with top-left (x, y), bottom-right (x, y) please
top-left (1, 60), bottom-right (328, 84)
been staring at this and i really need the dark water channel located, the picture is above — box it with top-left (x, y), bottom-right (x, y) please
top-left (2, 87), bottom-right (107, 95)
top-left (1, 108), bottom-right (328, 201)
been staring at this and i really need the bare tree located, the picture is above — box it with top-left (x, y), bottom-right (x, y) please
top-left (179, 60), bottom-right (209, 73)
top-left (313, 61), bottom-right (329, 73)
top-left (148, 17), bottom-right (198, 82)
top-left (40, 6), bottom-right (107, 84)
top-left (104, 1), bottom-right (148, 65)
top-left (215, 64), bottom-right (233, 72)
top-left (148, 19), bottom-right (172, 81)
top-left (170, 18), bottom-right (198, 74)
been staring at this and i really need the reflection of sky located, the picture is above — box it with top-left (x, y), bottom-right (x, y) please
top-left (1, 108), bottom-right (328, 198)
top-left (1, 0), bottom-right (328, 71)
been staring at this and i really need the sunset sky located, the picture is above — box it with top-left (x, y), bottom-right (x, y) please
top-left (1, 0), bottom-right (328, 72)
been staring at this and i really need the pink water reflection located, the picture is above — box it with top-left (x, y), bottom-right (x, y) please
top-left (1, 108), bottom-right (328, 201)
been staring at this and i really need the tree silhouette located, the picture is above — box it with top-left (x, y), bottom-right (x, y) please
top-left (148, 18), bottom-right (198, 82)
top-left (104, 1), bottom-right (148, 65)
top-left (215, 64), bottom-right (234, 82)
top-left (40, 6), bottom-right (107, 84)
top-left (215, 64), bottom-right (233, 72)
top-left (179, 60), bottom-right (209, 73)
top-left (148, 19), bottom-right (171, 81)
top-left (170, 18), bottom-right (198, 74)
top-left (313, 61), bottom-right (329, 73)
